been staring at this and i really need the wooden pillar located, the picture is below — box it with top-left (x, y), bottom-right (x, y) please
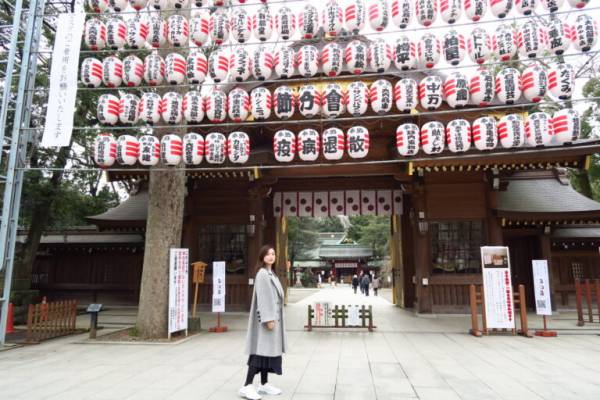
top-left (275, 216), bottom-right (289, 304)
top-left (246, 186), bottom-right (269, 311)
top-left (486, 185), bottom-right (504, 246)
top-left (413, 180), bottom-right (432, 313)
top-left (391, 213), bottom-right (404, 307)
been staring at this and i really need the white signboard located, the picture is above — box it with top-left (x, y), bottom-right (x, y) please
top-left (212, 261), bottom-right (226, 313)
top-left (347, 305), bottom-right (360, 326)
top-left (168, 248), bottom-right (189, 336)
top-left (313, 302), bottom-right (332, 325)
top-left (532, 260), bottom-right (552, 316)
top-left (41, 9), bottom-right (86, 148)
top-left (481, 246), bottom-right (515, 329)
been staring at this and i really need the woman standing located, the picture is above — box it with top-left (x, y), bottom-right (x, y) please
top-left (239, 245), bottom-right (287, 400)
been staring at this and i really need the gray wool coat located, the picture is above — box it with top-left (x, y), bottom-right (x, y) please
top-left (244, 268), bottom-right (287, 357)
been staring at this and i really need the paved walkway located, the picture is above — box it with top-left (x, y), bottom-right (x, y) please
top-left (1, 286), bottom-right (600, 400)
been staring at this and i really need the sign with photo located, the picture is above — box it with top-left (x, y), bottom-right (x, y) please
top-left (168, 248), bottom-right (189, 336)
top-left (212, 261), bottom-right (226, 313)
top-left (480, 246), bottom-right (515, 329)
top-left (532, 260), bottom-right (552, 316)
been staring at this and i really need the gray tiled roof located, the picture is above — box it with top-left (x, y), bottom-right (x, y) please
top-left (553, 227), bottom-right (600, 239)
top-left (319, 244), bottom-right (373, 258)
top-left (87, 192), bottom-right (148, 222)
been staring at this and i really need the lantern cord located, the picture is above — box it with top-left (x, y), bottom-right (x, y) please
top-left (20, 95), bottom-right (600, 133)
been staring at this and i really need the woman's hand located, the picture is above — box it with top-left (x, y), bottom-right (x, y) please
top-left (266, 321), bottom-right (275, 330)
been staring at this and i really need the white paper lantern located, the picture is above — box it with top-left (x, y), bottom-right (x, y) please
top-left (369, 38), bottom-right (392, 73)
top-left (491, 0), bottom-right (512, 18)
top-left (274, 130), bottom-right (296, 162)
top-left (322, 84), bottom-right (346, 118)
top-left (106, 18), bottom-right (127, 50)
top-left (391, 0), bottom-right (412, 28)
top-left (396, 123), bottom-right (420, 156)
top-left (541, 0), bottom-right (564, 11)
top-left (147, 16), bottom-right (167, 48)
top-left (84, 18), bottom-right (106, 51)
top-left (210, 11), bottom-right (229, 45)
top-left (446, 119), bottom-right (472, 153)
top-left (322, 128), bottom-right (344, 160)
top-left (468, 28), bottom-right (492, 64)
top-left (553, 108), bottom-right (580, 145)
top-left (526, 112), bottom-right (553, 147)
top-left (415, 0), bottom-right (437, 27)
top-left (226, 132), bottom-right (250, 164)
top-left (345, 0), bottom-right (366, 34)
top-left (160, 134), bottom-right (183, 166)
top-left (419, 76), bottom-right (443, 110)
top-left (274, 86), bottom-right (296, 119)
top-left (185, 51), bottom-right (207, 84)
top-left (164, 53), bottom-right (187, 85)
top-left (417, 33), bottom-right (441, 69)
top-left (444, 72), bottom-right (470, 109)
top-left (139, 92), bottom-right (162, 124)
top-left (228, 48), bottom-right (251, 82)
top-left (443, 30), bottom-right (466, 66)
top-left (465, 0), bottom-right (487, 21)
top-left (128, 0), bottom-right (147, 10)
top-left (347, 81), bottom-right (369, 116)
top-left (394, 36), bottom-right (416, 70)
top-left (183, 133), bottom-right (204, 165)
top-left (205, 132), bottom-right (227, 164)
top-left (323, 0), bottom-right (343, 36)
top-left (276, 7), bottom-right (296, 40)
top-left (345, 40), bottom-right (368, 75)
top-left (251, 87), bottom-right (272, 120)
top-left (548, 63), bottom-right (574, 100)
top-left (518, 20), bottom-right (548, 59)
top-left (81, 58), bottom-right (103, 88)
top-left (300, 4), bottom-right (320, 39)
top-left (573, 14), bottom-right (598, 52)
top-left (161, 92), bottom-right (183, 124)
top-left (116, 135), bottom-right (139, 166)
top-left (209, 49), bottom-right (229, 83)
top-left (498, 114), bottom-right (525, 148)
top-left (472, 116), bottom-right (498, 150)
top-left (138, 135), bottom-right (160, 166)
top-left (273, 47), bottom-right (295, 79)
top-left (321, 43), bottom-right (343, 77)
top-left (521, 63), bottom-right (547, 103)
top-left (109, 0), bottom-right (127, 12)
top-left (93, 133), bottom-right (117, 168)
top-left (298, 85), bottom-right (321, 118)
top-left (420, 121), bottom-right (445, 154)
top-left (122, 55), bottom-right (143, 87)
top-left (368, 0), bottom-right (389, 32)
top-left (190, 12), bottom-right (210, 46)
top-left (567, 0), bottom-right (589, 8)
top-left (227, 88), bottom-right (250, 122)
top-left (205, 89), bottom-right (227, 123)
top-left (515, 0), bottom-right (536, 15)
top-left (102, 56), bottom-right (122, 88)
top-left (370, 79), bottom-right (393, 115)
top-left (493, 24), bottom-right (517, 61)
top-left (166, 15), bottom-right (188, 48)
top-left (297, 129), bottom-right (320, 161)
top-left (297, 45), bottom-right (319, 78)
top-left (87, 0), bottom-right (109, 13)
top-left (119, 94), bottom-right (140, 124)
top-left (252, 46), bottom-right (273, 81)
top-left (253, 6), bottom-right (273, 42)
top-left (143, 54), bottom-right (164, 86)
top-left (126, 15), bottom-right (149, 49)
top-left (496, 67), bottom-right (522, 104)
top-left (149, 0), bottom-right (168, 9)
top-left (469, 68), bottom-right (495, 106)
top-left (346, 126), bottom-right (369, 158)
top-left (394, 78), bottom-right (418, 111)
top-left (441, 0), bottom-right (462, 24)
top-left (231, 8), bottom-right (251, 44)
top-left (183, 91), bottom-right (204, 123)
top-left (546, 19), bottom-right (571, 56)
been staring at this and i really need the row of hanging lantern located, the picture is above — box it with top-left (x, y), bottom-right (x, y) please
top-left (96, 63), bottom-right (574, 126)
top-left (84, 0), bottom-right (593, 42)
top-left (83, 16), bottom-right (597, 88)
top-left (396, 108), bottom-right (580, 156)
top-left (93, 131), bottom-right (250, 167)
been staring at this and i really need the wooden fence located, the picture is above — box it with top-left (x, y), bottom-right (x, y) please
top-left (26, 300), bottom-right (78, 343)
top-left (305, 304), bottom-right (376, 332)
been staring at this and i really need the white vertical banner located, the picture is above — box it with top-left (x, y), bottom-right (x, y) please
top-left (532, 260), bottom-right (552, 316)
top-left (481, 246), bottom-right (515, 329)
top-left (212, 261), bottom-right (226, 313)
top-left (41, 10), bottom-right (85, 147)
top-left (347, 305), bottom-right (360, 326)
top-left (168, 248), bottom-right (189, 336)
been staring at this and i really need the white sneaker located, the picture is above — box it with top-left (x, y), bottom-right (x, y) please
top-left (238, 384), bottom-right (262, 400)
top-left (258, 383), bottom-right (282, 395)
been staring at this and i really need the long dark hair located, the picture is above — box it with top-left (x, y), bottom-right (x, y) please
top-left (254, 244), bottom-right (276, 276)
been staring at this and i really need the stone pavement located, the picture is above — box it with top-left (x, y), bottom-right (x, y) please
top-left (1, 286), bottom-right (600, 400)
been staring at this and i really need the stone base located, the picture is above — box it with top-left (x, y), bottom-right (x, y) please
top-left (187, 317), bottom-right (202, 332)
